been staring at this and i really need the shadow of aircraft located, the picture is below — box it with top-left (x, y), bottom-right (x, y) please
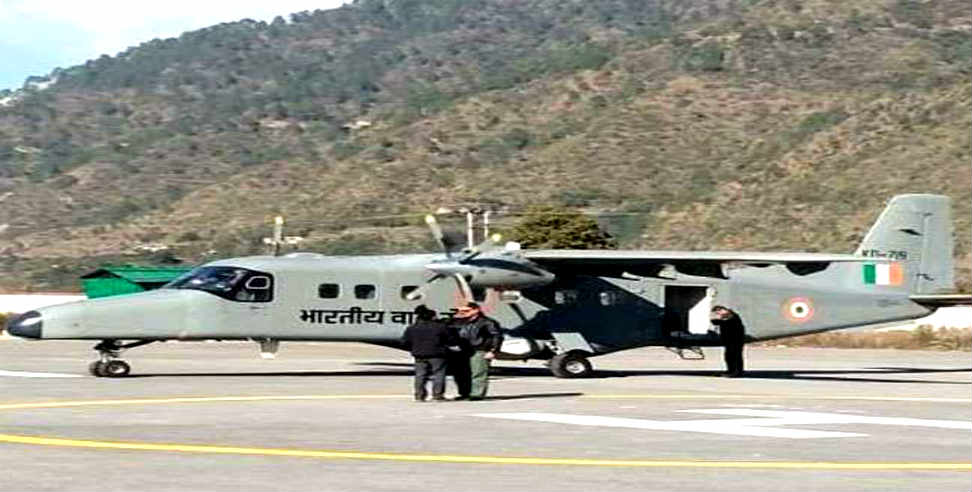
top-left (357, 361), bottom-right (971, 384)
top-left (593, 367), bottom-right (972, 384)
top-left (126, 363), bottom-right (969, 384)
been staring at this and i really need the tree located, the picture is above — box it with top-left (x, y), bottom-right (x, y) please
top-left (508, 205), bottom-right (617, 249)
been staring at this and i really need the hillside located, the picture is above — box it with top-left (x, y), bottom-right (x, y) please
top-left (0, 0), bottom-right (969, 292)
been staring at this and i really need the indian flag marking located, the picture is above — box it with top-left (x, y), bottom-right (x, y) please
top-left (863, 263), bottom-right (903, 286)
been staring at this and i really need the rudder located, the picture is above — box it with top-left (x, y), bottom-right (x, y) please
top-left (855, 194), bottom-right (954, 294)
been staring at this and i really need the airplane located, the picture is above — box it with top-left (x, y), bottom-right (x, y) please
top-left (5, 194), bottom-right (970, 378)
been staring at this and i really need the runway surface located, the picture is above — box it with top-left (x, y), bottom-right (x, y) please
top-left (0, 340), bottom-right (969, 491)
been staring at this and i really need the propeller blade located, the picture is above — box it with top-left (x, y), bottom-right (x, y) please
top-left (425, 214), bottom-right (451, 258)
top-left (405, 273), bottom-right (444, 300)
top-left (452, 273), bottom-right (473, 302)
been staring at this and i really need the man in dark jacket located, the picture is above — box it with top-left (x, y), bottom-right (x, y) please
top-left (401, 305), bottom-right (455, 401)
top-left (452, 302), bottom-right (503, 400)
top-left (711, 305), bottom-right (746, 377)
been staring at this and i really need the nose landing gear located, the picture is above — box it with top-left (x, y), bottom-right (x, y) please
top-left (89, 340), bottom-right (154, 377)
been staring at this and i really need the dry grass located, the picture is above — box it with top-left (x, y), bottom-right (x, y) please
top-left (759, 326), bottom-right (972, 351)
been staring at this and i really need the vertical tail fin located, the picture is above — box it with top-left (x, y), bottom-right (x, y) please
top-left (855, 194), bottom-right (954, 294)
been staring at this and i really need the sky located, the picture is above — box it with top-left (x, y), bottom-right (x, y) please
top-left (0, 0), bottom-right (350, 91)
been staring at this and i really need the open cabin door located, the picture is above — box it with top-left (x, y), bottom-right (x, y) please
top-left (663, 285), bottom-right (714, 335)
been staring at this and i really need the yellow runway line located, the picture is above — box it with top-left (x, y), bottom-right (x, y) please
top-left (0, 433), bottom-right (968, 470)
top-left (0, 395), bottom-right (968, 470)
top-left (0, 394), bottom-right (405, 411)
top-left (2, 393), bottom-right (967, 410)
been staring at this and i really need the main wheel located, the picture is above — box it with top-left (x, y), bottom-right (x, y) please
top-left (548, 351), bottom-right (593, 378)
top-left (102, 360), bottom-right (131, 378)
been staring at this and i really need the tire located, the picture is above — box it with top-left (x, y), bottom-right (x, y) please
top-left (102, 360), bottom-right (131, 378)
top-left (548, 351), bottom-right (593, 378)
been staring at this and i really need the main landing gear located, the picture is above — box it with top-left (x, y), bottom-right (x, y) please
top-left (89, 340), bottom-right (155, 378)
top-left (547, 351), bottom-right (594, 378)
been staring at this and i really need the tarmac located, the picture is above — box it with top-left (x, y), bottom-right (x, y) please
top-left (0, 340), bottom-right (969, 491)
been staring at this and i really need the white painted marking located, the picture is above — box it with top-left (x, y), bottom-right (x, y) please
top-left (475, 409), bottom-right (972, 440)
top-left (683, 409), bottom-right (972, 430)
top-left (0, 370), bottom-right (83, 378)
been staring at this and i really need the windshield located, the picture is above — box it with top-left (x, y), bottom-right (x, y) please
top-left (165, 266), bottom-right (273, 302)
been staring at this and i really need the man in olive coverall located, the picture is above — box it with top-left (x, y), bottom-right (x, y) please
top-left (452, 302), bottom-right (503, 400)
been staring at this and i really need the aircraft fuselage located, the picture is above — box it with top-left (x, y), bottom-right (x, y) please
top-left (21, 253), bottom-right (930, 357)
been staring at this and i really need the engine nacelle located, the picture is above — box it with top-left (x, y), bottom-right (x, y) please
top-left (426, 255), bottom-right (555, 290)
top-left (496, 336), bottom-right (549, 360)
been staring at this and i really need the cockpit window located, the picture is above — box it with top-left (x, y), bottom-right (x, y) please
top-left (165, 266), bottom-right (274, 302)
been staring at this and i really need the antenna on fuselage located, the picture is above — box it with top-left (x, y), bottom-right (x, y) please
top-left (272, 216), bottom-right (283, 256)
top-left (262, 216), bottom-right (304, 256)
top-left (261, 216), bottom-right (285, 256)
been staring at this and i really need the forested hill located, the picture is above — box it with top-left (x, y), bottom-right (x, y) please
top-left (0, 0), bottom-right (969, 292)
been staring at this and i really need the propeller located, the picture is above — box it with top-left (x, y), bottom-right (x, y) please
top-left (405, 215), bottom-right (460, 301)
top-left (407, 214), bottom-right (555, 303)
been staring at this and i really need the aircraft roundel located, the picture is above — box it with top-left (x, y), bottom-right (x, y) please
top-left (782, 297), bottom-right (814, 323)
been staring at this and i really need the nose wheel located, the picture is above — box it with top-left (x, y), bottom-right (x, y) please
top-left (89, 340), bottom-right (153, 378)
top-left (88, 360), bottom-right (131, 377)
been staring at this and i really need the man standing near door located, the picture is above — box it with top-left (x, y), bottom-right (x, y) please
top-left (711, 305), bottom-right (746, 377)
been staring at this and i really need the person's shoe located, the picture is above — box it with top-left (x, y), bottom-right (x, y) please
top-left (432, 396), bottom-right (447, 402)
top-left (414, 395), bottom-right (427, 401)
top-left (468, 396), bottom-right (485, 401)
top-left (452, 395), bottom-right (470, 401)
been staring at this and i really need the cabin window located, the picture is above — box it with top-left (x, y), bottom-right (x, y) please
top-left (355, 284), bottom-right (377, 300)
top-left (236, 275), bottom-right (272, 302)
top-left (318, 283), bottom-right (340, 299)
top-left (401, 285), bottom-right (421, 300)
top-left (600, 291), bottom-right (620, 306)
top-left (554, 289), bottom-right (578, 305)
top-left (166, 266), bottom-right (273, 303)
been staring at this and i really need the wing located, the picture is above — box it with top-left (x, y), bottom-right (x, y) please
top-left (523, 249), bottom-right (878, 279)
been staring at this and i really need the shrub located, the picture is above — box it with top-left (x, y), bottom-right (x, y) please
top-left (508, 205), bottom-right (617, 249)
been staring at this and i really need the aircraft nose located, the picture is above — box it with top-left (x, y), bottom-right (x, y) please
top-left (5, 310), bottom-right (43, 339)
